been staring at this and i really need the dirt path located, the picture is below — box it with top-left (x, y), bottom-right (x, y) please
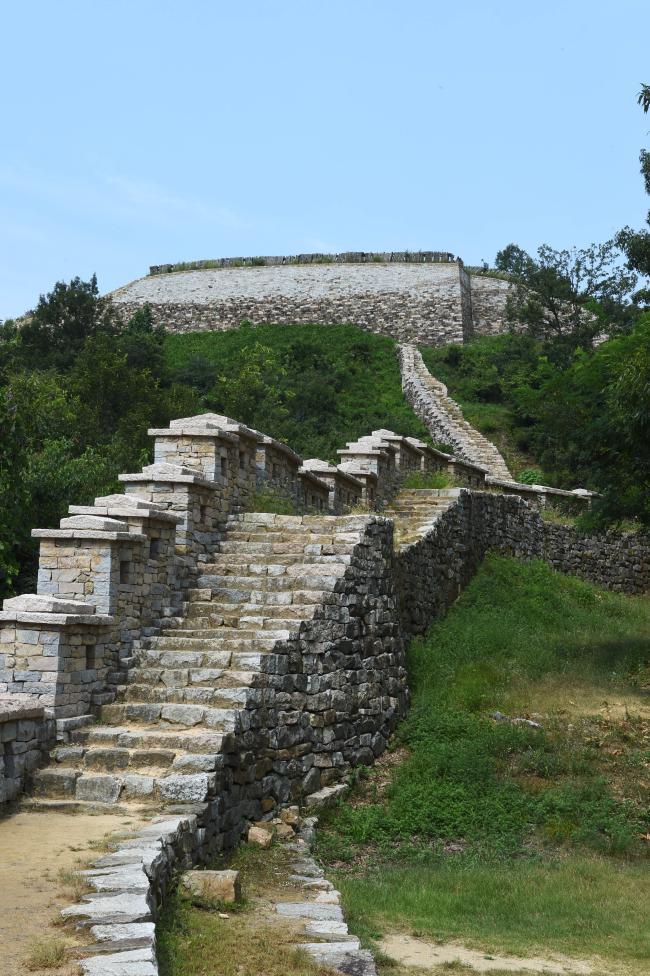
top-left (379, 934), bottom-right (595, 975)
top-left (0, 809), bottom-right (143, 976)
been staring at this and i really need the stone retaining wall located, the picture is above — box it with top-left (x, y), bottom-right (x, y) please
top-left (111, 255), bottom-right (512, 346)
top-left (0, 697), bottom-right (54, 806)
top-left (397, 490), bottom-right (650, 635)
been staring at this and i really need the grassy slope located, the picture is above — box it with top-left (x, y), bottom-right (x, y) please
top-left (419, 337), bottom-right (544, 481)
top-left (317, 556), bottom-right (650, 970)
top-left (164, 323), bottom-right (430, 461)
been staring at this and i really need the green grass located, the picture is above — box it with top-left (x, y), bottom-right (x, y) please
top-left (402, 471), bottom-right (454, 490)
top-left (317, 555), bottom-right (650, 967)
top-left (337, 856), bottom-right (650, 964)
top-left (164, 322), bottom-right (430, 461)
top-left (157, 842), bottom-right (338, 976)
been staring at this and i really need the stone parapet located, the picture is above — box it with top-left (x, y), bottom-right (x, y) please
top-left (0, 696), bottom-right (55, 807)
top-left (301, 460), bottom-right (363, 513)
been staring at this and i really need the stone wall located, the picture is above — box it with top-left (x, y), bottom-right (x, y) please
top-left (0, 698), bottom-right (54, 806)
top-left (468, 273), bottom-right (512, 337)
top-left (111, 255), bottom-right (516, 347)
top-left (150, 251), bottom-right (458, 274)
top-left (398, 343), bottom-right (513, 480)
top-left (397, 489), bottom-right (650, 636)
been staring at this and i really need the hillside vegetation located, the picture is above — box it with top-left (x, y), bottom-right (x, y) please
top-left (317, 554), bottom-right (650, 971)
top-left (164, 322), bottom-right (429, 459)
top-left (0, 284), bottom-right (427, 596)
top-left (421, 312), bottom-right (650, 527)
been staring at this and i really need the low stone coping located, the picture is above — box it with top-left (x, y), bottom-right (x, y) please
top-left (337, 462), bottom-right (378, 483)
top-left (352, 437), bottom-right (398, 456)
top-left (487, 477), bottom-right (597, 501)
top-left (68, 504), bottom-right (183, 524)
top-left (170, 413), bottom-right (262, 444)
top-left (3, 595), bottom-right (98, 614)
top-left (303, 460), bottom-right (363, 489)
top-left (260, 434), bottom-right (302, 464)
top-left (0, 695), bottom-right (45, 724)
top-left (32, 528), bottom-right (146, 542)
top-left (119, 463), bottom-right (215, 488)
top-left (0, 610), bottom-right (113, 626)
top-left (60, 515), bottom-right (130, 532)
top-left (148, 426), bottom-right (238, 442)
top-left (298, 469), bottom-right (331, 490)
top-left (449, 456), bottom-right (490, 475)
top-left (337, 447), bottom-right (386, 460)
top-left (0, 594), bottom-right (113, 626)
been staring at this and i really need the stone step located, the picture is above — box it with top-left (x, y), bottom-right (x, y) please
top-left (70, 724), bottom-right (226, 754)
top-left (202, 552), bottom-right (353, 570)
top-left (53, 744), bottom-right (177, 771)
top-left (32, 767), bottom-right (215, 805)
top-left (148, 635), bottom-right (285, 651)
top-left (124, 666), bottom-right (259, 688)
top-left (194, 587), bottom-right (328, 606)
top-left (195, 573), bottom-right (344, 594)
top-left (136, 648), bottom-right (264, 670)
top-left (120, 684), bottom-right (252, 708)
top-left (150, 625), bottom-right (289, 641)
top-left (178, 612), bottom-right (308, 631)
top-left (100, 701), bottom-right (241, 731)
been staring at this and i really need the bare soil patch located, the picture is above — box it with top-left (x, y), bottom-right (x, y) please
top-left (0, 808), bottom-right (143, 975)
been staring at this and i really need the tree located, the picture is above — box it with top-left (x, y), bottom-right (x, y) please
top-left (495, 241), bottom-right (637, 357)
top-left (17, 274), bottom-right (118, 370)
top-left (616, 84), bottom-right (650, 284)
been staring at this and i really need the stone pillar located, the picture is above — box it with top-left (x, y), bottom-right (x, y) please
top-left (119, 463), bottom-right (218, 590)
top-left (297, 469), bottom-right (330, 512)
top-left (0, 595), bottom-right (113, 720)
top-left (159, 412), bottom-right (261, 511)
top-left (371, 430), bottom-right (425, 477)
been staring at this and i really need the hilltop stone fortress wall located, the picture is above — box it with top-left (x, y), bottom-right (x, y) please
top-left (0, 393), bottom-right (648, 973)
top-left (111, 252), bottom-right (510, 346)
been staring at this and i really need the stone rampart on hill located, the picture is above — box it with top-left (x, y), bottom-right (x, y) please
top-left (111, 253), bottom-right (509, 345)
top-left (0, 411), bottom-right (648, 976)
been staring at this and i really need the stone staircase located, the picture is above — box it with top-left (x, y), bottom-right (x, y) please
top-left (29, 513), bottom-right (363, 812)
top-left (398, 344), bottom-right (513, 481)
top-left (384, 489), bottom-right (460, 549)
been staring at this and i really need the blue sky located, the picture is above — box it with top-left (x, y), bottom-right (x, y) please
top-left (1, 0), bottom-right (648, 319)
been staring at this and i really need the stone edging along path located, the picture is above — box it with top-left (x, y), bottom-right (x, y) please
top-left (61, 783), bottom-right (373, 976)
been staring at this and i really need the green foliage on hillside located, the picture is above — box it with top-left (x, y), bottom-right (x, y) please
top-left (421, 313), bottom-right (650, 527)
top-left (164, 323), bottom-right (429, 460)
top-left (319, 555), bottom-right (650, 861)
top-left (0, 288), bottom-right (426, 597)
top-left (317, 555), bottom-right (650, 963)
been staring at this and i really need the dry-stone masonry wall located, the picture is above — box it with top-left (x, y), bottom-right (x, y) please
top-left (1, 409), bottom-right (649, 975)
top-left (395, 488), bottom-right (650, 636)
top-left (398, 343), bottom-right (600, 513)
top-left (0, 697), bottom-right (55, 807)
top-left (111, 252), bottom-right (510, 346)
top-left (398, 343), bottom-right (514, 479)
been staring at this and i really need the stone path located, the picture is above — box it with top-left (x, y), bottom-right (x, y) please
top-left (4, 488), bottom-right (458, 975)
top-left (398, 344), bottom-right (513, 480)
top-left (384, 488), bottom-right (460, 548)
top-left (30, 513), bottom-right (364, 812)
